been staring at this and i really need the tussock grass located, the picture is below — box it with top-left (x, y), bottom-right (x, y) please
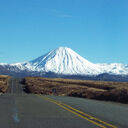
top-left (0, 75), bottom-right (10, 93)
top-left (24, 77), bottom-right (128, 103)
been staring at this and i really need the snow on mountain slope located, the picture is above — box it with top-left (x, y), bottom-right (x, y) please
top-left (96, 63), bottom-right (128, 75)
top-left (23, 47), bottom-right (101, 75)
top-left (0, 47), bottom-right (128, 75)
top-left (0, 62), bottom-right (27, 70)
top-left (0, 63), bottom-right (27, 72)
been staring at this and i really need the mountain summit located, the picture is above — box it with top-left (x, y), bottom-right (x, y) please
top-left (24, 47), bottom-right (100, 75)
top-left (0, 47), bottom-right (128, 77)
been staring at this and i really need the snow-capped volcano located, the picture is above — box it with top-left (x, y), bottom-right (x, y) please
top-left (0, 47), bottom-right (128, 77)
top-left (23, 47), bottom-right (100, 75)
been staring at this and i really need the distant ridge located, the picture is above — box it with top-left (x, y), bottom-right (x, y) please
top-left (0, 47), bottom-right (128, 80)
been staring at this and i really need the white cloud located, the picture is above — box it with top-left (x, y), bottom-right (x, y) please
top-left (51, 9), bottom-right (72, 18)
top-left (57, 14), bottom-right (72, 18)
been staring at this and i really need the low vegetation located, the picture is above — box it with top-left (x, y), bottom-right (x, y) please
top-left (24, 77), bottom-right (128, 103)
top-left (0, 75), bottom-right (10, 93)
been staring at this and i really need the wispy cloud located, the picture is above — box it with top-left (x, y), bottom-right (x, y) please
top-left (57, 14), bottom-right (72, 18)
top-left (51, 9), bottom-right (72, 18)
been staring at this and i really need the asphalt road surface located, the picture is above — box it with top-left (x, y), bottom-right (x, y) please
top-left (0, 78), bottom-right (128, 128)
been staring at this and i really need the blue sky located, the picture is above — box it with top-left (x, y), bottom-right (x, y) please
top-left (0, 0), bottom-right (128, 64)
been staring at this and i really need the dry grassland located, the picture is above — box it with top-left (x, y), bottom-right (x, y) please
top-left (0, 75), bottom-right (10, 93)
top-left (24, 77), bottom-right (128, 103)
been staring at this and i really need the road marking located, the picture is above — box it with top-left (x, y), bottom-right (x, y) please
top-left (61, 103), bottom-right (117, 128)
top-left (12, 101), bottom-right (20, 123)
top-left (13, 109), bottom-right (20, 123)
top-left (37, 95), bottom-right (117, 128)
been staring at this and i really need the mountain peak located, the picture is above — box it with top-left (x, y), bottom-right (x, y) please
top-left (55, 46), bottom-right (69, 50)
top-left (54, 47), bottom-right (73, 53)
top-left (24, 47), bottom-right (100, 75)
top-left (0, 47), bottom-right (128, 76)
top-left (53, 47), bottom-right (77, 56)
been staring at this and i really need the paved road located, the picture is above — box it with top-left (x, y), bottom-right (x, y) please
top-left (0, 78), bottom-right (128, 128)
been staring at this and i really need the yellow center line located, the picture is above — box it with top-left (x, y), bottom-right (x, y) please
top-left (61, 103), bottom-right (117, 128)
top-left (37, 95), bottom-right (117, 128)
